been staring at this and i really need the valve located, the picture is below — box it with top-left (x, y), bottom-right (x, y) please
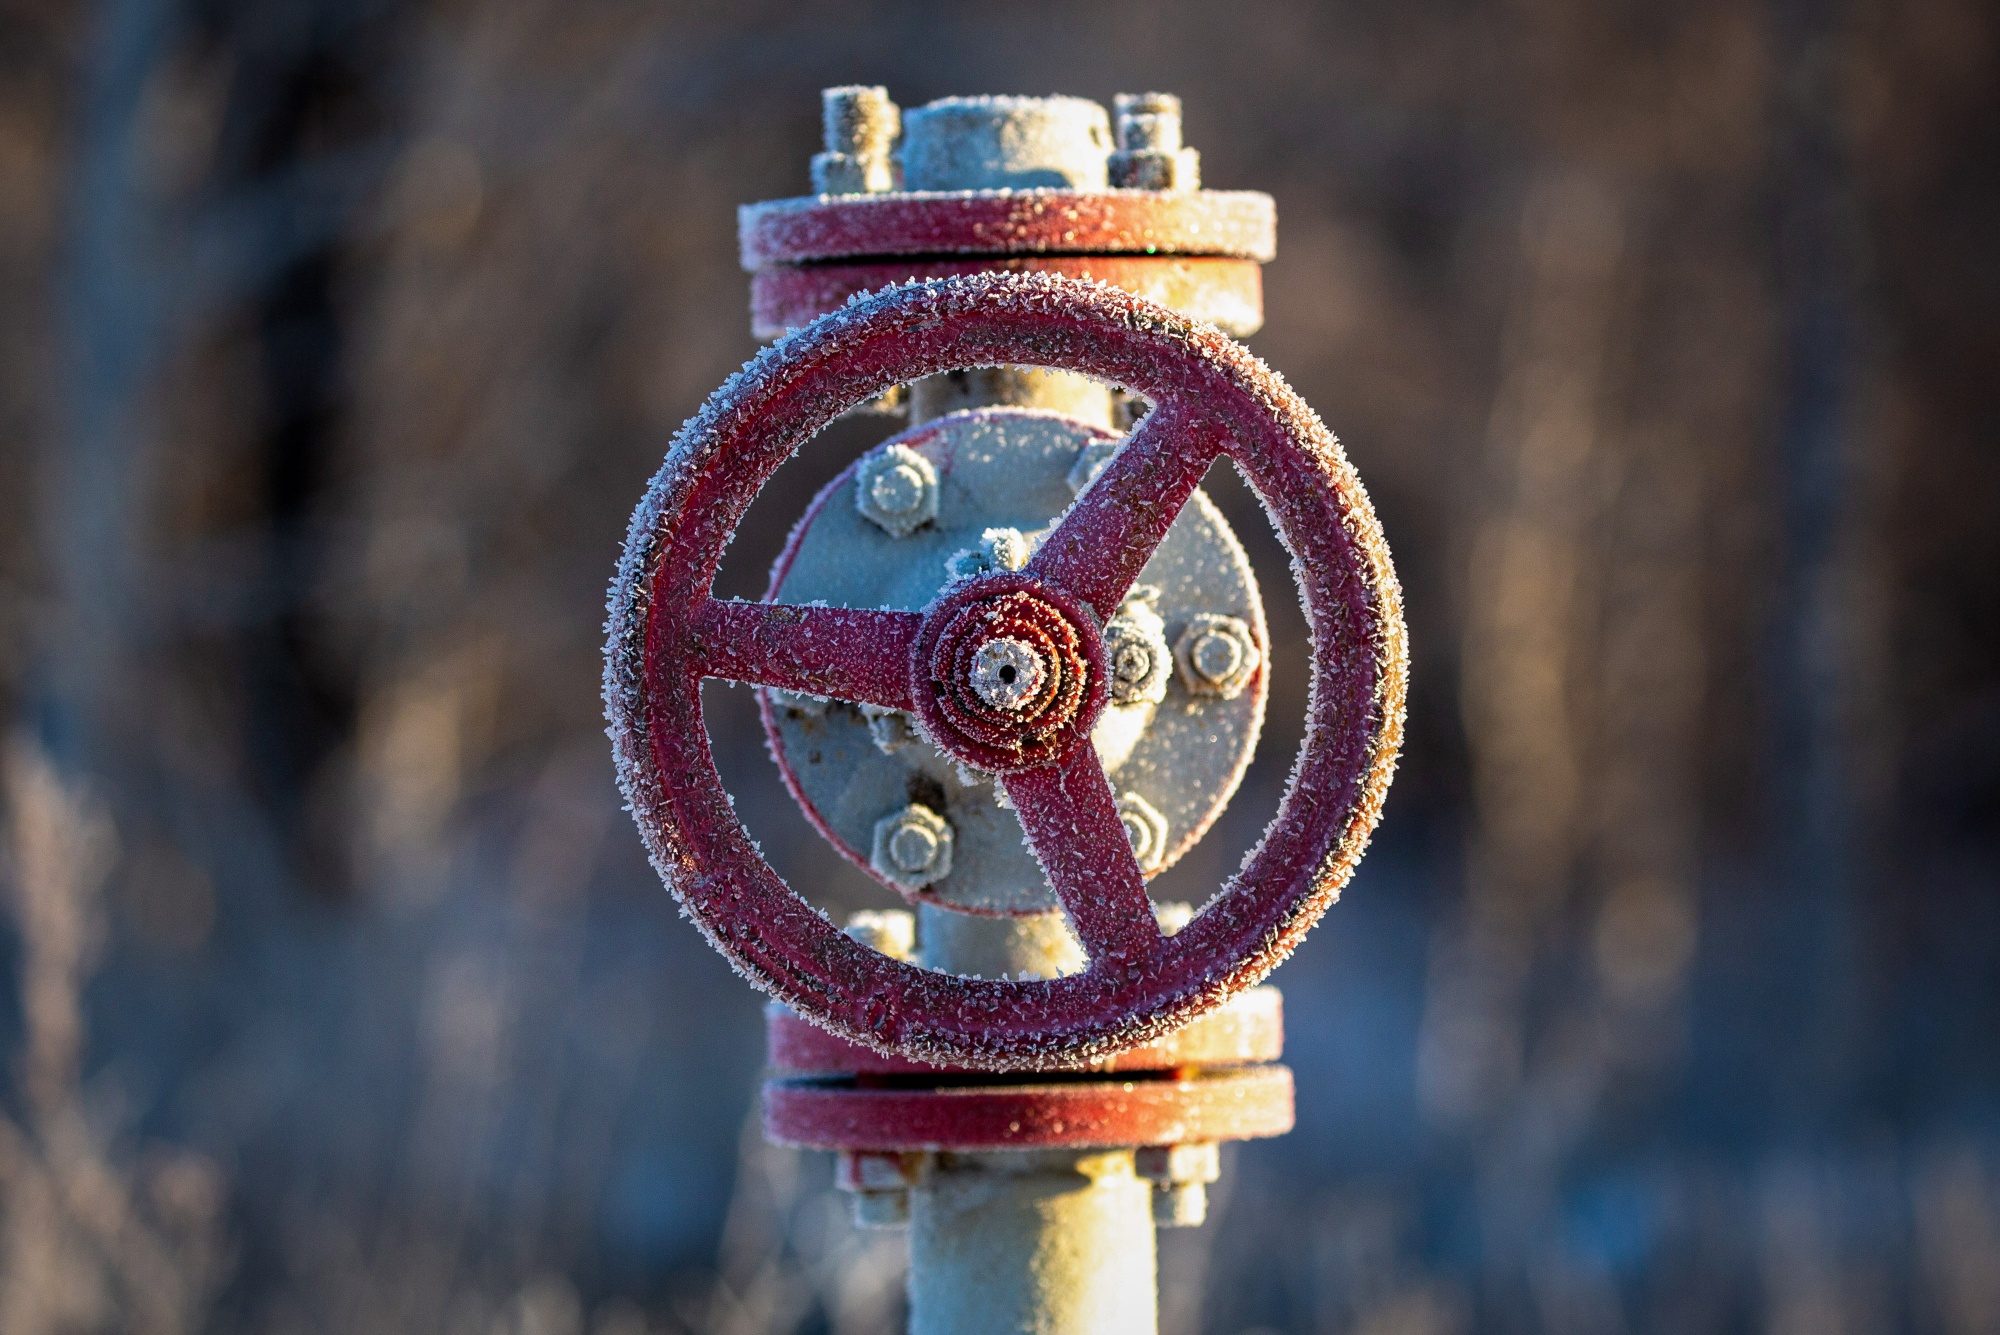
top-left (603, 88), bottom-right (1407, 1335)
top-left (605, 267), bottom-right (1405, 1065)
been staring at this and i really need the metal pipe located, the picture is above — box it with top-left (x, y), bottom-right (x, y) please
top-left (910, 906), bottom-right (1155, 1335)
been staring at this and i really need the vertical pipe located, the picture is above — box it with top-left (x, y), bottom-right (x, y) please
top-left (908, 1150), bottom-right (1157, 1335)
top-left (910, 907), bottom-right (1156, 1335)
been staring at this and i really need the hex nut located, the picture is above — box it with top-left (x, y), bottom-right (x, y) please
top-left (861, 704), bottom-right (917, 754)
top-left (1102, 593), bottom-right (1171, 707)
top-left (1110, 92), bottom-right (1200, 191)
top-left (1152, 1182), bottom-right (1208, 1227)
top-left (856, 444), bottom-right (938, 536)
top-left (836, 1150), bottom-right (926, 1230)
top-left (1117, 792), bottom-right (1170, 872)
top-left (945, 525), bottom-right (1032, 581)
top-left (837, 1149), bottom-right (929, 1192)
top-left (871, 804), bottom-right (954, 889)
top-left (1175, 613), bottom-right (1261, 698)
top-left (850, 1190), bottom-right (911, 1228)
top-left (1135, 1142), bottom-right (1220, 1185)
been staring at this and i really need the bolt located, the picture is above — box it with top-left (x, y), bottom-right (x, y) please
top-left (1109, 92), bottom-right (1201, 191)
top-left (855, 444), bottom-right (938, 536)
top-left (1174, 613), bottom-right (1260, 699)
top-left (861, 704), bottom-right (916, 754)
top-left (813, 86), bottom-right (899, 195)
top-left (836, 1150), bottom-right (928, 1230)
top-left (844, 909), bottom-right (916, 961)
top-left (1115, 93), bottom-right (1182, 151)
top-left (871, 804), bottom-right (954, 890)
top-left (1153, 1182), bottom-right (1209, 1227)
top-left (945, 525), bottom-right (1032, 581)
top-left (1136, 1142), bottom-right (1220, 1228)
top-left (1102, 592), bottom-right (1170, 707)
top-left (1117, 791), bottom-right (1170, 872)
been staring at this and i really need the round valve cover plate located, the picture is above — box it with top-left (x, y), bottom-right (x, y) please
top-left (762, 407), bottom-right (1268, 915)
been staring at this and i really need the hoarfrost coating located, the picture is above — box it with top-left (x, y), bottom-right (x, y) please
top-left (603, 271), bottom-right (1405, 1070)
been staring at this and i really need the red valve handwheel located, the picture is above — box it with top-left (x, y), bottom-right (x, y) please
top-left (605, 271), bottom-right (1406, 1070)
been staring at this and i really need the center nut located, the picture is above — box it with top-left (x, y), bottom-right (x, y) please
top-left (910, 573), bottom-right (1106, 774)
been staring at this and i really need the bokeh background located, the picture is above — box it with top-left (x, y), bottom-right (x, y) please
top-left (2, 1), bottom-right (1997, 1331)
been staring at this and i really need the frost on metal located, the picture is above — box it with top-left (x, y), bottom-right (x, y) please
top-left (602, 270), bottom-right (1406, 1071)
top-left (762, 407), bottom-right (1264, 915)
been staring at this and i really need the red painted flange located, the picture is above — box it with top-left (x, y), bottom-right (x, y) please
top-left (604, 271), bottom-right (1406, 1070)
top-left (765, 987), bottom-right (1284, 1077)
top-left (750, 255), bottom-right (1264, 340)
top-left (763, 1065), bottom-right (1295, 1152)
top-left (738, 190), bottom-right (1276, 268)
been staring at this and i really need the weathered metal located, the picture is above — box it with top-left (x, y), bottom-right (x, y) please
top-left (749, 255), bottom-right (1264, 339)
top-left (603, 270), bottom-right (1407, 1070)
top-left (762, 1064), bottom-right (1295, 1152)
top-left (739, 189), bottom-right (1277, 268)
top-left (764, 986), bottom-right (1285, 1077)
top-left (759, 407), bottom-right (1267, 916)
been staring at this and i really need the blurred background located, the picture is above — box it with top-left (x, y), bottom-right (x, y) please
top-left (2, 0), bottom-right (1996, 1331)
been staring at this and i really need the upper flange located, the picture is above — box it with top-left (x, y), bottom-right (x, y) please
top-left (739, 189), bottom-right (1277, 268)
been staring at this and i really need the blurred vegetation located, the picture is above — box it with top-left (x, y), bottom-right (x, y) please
top-left (0, 0), bottom-right (1996, 1331)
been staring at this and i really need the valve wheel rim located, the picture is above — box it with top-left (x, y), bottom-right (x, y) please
top-left (605, 272), bottom-right (1407, 1070)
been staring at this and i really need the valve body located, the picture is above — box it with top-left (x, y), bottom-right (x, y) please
top-left (747, 90), bottom-right (1294, 1335)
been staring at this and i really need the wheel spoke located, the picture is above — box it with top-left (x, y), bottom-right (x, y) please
top-left (1003, 744), bottom-right (1165, 967)
top-left (692, 599), bottom-right (920, 711)
top-left (1027, 399), bottom-right (1228, 620)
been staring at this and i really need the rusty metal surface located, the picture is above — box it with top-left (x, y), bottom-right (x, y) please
top-left (763, 1063), bottom-right (1296, 1151)
top-left (603, 272), bottom-right (1405, 1069)
top-left (738, 190), bottom-right (1277, 267)
top-left (766, 986), bottom-right (1283, 1076)
top-left (750, 255), bottom-right (1264, 339)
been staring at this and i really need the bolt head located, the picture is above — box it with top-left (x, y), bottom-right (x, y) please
top-left (1192, 631), bottom-right (1241, 682)
top-left (1135, 1142), bottom-right (1221, 1184)
top-left (861, 705), bottom-right (916, 755)
top-left (1116, 791), bottom-right (1170, 871)
top-left (889, 824), bottom-right (938, 872)
top-left (851, 1190), bottom-right (911, 1229)
top-left (855, 444), bottom-right (938, 536)
top-left (1102, 594), bottom-right (1170, 707)
top-left (1152, 1182), bottom-right (1208, 1227)
top-left (871, 463), bottom-right (928, 515)
top-left (946, 525), bottom-right (1033, 581)
top-left (871, 804), bottom-right (954, 889)
top-left (1174, 613), bottom-right (1260, 698)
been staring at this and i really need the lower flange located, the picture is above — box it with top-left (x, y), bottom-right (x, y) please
top-left (766, 986), bottom-right (1283, 1077)
top-left (764, 1064), bottom-right (1294, 1152)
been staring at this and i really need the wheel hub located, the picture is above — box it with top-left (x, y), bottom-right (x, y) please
top-left (913, 574), bottom-right (1106, 774)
